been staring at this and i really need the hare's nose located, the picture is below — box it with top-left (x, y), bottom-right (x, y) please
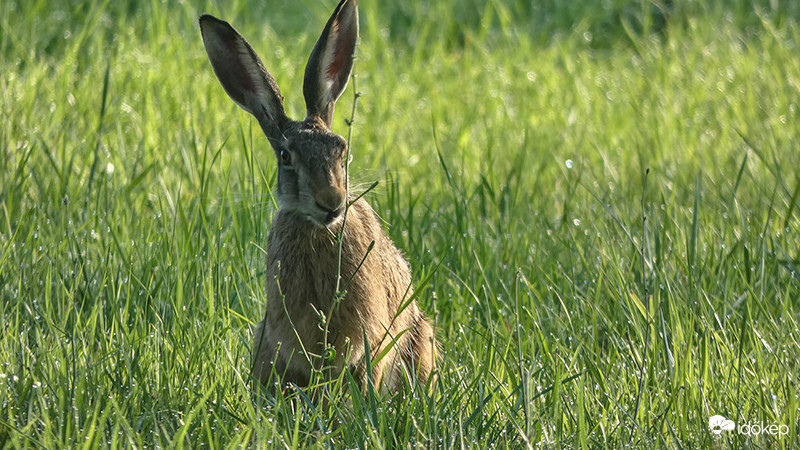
top-left (314, 186), bottom-right (346, 214)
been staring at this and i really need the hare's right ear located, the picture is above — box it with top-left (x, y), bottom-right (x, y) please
top-left (303, 0), bottom-right (359, 128)
top-left (200, 15), bottom-right (288, 140)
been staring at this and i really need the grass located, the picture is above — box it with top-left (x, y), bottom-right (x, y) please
top-left (1, 0), bottom-right (799, 447)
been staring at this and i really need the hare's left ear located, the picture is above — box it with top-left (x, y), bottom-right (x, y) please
top-left (303, 0), bottom-right (358, 128)
top-left (199, 14), bottom-right (289, 142)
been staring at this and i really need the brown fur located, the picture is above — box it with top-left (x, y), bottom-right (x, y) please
top-left (200, 0), bottom-right (437, 393)
top-left (253, 198), bottom-right (437, 391)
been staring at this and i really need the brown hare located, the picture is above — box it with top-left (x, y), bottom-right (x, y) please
top-left (200, 0), bottom-right (437, 393)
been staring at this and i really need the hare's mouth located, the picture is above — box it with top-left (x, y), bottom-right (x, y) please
top-left (320, 206), bottom-right (344, 225)
top-left (292, 204), bottom-right (344, 228)
top-left (317, 205), bottom-right (344, 226)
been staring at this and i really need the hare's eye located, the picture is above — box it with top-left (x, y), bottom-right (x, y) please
top-left (280, 149), bottom-right (292, 165)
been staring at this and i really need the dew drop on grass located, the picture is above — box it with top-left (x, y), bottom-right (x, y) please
top-left (565, 160), bottom-right (573, 169)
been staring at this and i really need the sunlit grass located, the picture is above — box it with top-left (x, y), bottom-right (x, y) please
top-left (1, 0), bottom-right (799, 447)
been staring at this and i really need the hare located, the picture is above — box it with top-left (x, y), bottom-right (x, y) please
top-left (200, 0), bottom-right (437, 393)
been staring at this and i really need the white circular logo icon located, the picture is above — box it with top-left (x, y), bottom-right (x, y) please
top-left (709, 415), bottom-right (735, 435)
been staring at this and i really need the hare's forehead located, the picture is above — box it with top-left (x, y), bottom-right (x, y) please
top-left (286, 128), bottom-right (347, 159)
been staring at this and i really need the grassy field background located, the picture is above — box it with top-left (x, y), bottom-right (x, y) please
top-left (2, 0), bottom-right (799, 447)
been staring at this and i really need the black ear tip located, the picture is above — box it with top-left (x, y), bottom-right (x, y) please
top-left (333, 0), bottom-right (359, 34)
top-left (336, 0), bottom-right (358, 17)
top-left (199, 14), bottom-right (238, 40)
top-left (199, 14), bottom-right (226, 28)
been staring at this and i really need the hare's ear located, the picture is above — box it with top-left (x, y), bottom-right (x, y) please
top-left (303, 0), bottom-right (358, 128)
top-left (200, 15), bottom-right (288, 140)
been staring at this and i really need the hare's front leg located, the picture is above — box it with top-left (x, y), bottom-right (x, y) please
top-left (406, 318), bottom-right (438, 387)
top-left (252, 319), bottom-right (276, 387)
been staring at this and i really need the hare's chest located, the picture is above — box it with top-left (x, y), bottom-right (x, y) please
top-left (266, 222), bottom-right (341, 310)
